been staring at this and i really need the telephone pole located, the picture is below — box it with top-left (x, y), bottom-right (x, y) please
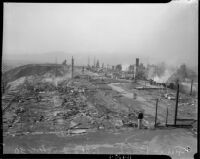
top-left (94, 57), bottom-right (96, 67)
top-left (71, 56), bottom-right (74, 79)
top-left (55, 57), bottom-right (57, 77)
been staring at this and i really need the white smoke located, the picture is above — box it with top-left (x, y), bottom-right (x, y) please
top-left (153, 69), bottom-right (174, 83)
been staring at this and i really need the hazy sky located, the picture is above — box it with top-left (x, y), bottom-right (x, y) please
top-left (3, 1), bottom-right (198, 67)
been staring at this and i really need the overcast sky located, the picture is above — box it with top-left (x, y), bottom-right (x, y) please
top-left (3, 1), bottom-right (198, 68)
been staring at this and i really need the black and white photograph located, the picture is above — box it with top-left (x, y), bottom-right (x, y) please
top-left (2, 1), bottom-right (198, 158)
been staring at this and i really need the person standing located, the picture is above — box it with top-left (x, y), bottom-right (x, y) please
top-left (137, 111), bottom-right (143, 129)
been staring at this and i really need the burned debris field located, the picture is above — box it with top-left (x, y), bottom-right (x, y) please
top-left (2, 62), bottom-right (197, 156)
top-left (2, 2), bottom-right (198, 158)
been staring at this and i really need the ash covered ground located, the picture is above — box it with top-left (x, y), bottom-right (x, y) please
top-left (2, 64), bottom-right (197, 158)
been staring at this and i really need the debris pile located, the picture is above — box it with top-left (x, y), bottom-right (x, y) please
top-left (3, 64), bottom-right (197, 138)
top-left (3, 75), bottom-right (128, 136)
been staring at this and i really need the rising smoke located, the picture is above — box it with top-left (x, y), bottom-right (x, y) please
top-left (153, 69), bottom-right (174, 83)
top-left (147, 62), bottom-right (176, 83)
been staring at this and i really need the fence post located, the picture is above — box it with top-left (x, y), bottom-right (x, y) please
top-left (154, 98), bottom-right (158, 128)
top-left (174, 80), bottom-right (179, 125)
top-left (190, 79), bottom-right (193, 96)
top-left (165, 107), bottom-right (168, 126)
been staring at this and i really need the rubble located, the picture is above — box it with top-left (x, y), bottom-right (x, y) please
top-left (112, 119), bottom-right (123, 128)
top-left (2, 64), bottom-right (197, 139)
top-left (164, 93), bottom-right (176, 100)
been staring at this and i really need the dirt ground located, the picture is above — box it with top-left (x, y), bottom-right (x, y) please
top-left (2, 66), bottom-right (197, 158)
top-left (109, 82), bottom-right (197, 125)
top-left (3, 127), bottom-right (197, 159)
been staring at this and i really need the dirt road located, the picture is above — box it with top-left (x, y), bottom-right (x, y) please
top-left (108, 83), bottom-right (164, 121)
top-left (3, 127), bottom-right (197, 159)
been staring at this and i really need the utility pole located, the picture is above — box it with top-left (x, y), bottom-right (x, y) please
top-left (174, 80), bottom-right (179, 125)
top-left (94, 57), bottom-right (96, 68)
top-left (71, 56), bottom-right (74, 79)
top-left (190, 79), bottom-right (193, 96)
top-left (88, 57), bottom-right (90, 67)
top-left (55, 57), bottom-right (57, 78)
top-left (154, 98), bottom-right (158, 128)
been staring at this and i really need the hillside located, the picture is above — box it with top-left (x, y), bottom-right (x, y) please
top-left (1, 62), bottom-right (14, 73)
top-left (3, 64), bottom-right (69, 83)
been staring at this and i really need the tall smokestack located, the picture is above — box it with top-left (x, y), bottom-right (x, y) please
top-left (72, 56), bottom-right (74, 79)
top-left (135, 58), bottom-right (139, 81)
top-left (136, 58), bottom-right (139, 67)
